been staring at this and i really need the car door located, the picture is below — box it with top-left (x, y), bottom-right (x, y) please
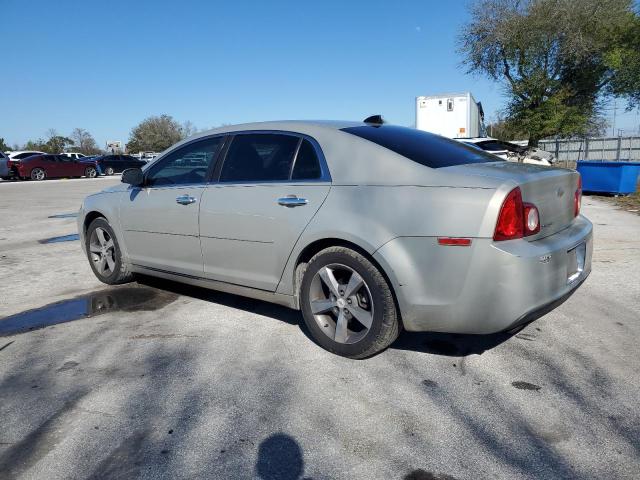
top-left (199, 132), bottom-right (331, 291)
top-left (42, 156), bottom-right (61, 177)
top-left (57, 155), bottom-right (78, 177)
top-left (119, 136), bottom-right (224, 276)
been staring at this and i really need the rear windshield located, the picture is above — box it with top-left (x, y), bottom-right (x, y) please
top-left (341, 125), bottom-right (502, 169)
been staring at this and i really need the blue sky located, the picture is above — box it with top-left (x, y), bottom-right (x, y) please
top-left (1, 0), bottom-right (638, 148)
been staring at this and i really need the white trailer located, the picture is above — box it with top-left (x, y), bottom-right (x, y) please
top-left (415, 92), bottom-right (485, 138)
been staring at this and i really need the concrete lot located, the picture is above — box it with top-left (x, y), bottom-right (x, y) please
top-left (0, 178), bottom-right (639, 480)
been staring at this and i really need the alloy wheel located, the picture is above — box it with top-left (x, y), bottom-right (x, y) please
top-left (89, 227), bottom-right (116, 277)
top-left (309, 263), bottom-right (374, 344)
top-left (105, 167), bottom-right (114, 175)
top-left (31, 168), bottom-right (45, 181)
top-left (86, 167), bottom-right (97, 178)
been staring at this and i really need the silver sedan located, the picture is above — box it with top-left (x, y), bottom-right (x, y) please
top-left (78, 119), bottom-right (592, 358)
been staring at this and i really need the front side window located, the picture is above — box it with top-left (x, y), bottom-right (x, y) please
top-left (220, 134), bottom-right (299, 182)
top-left (146, 136), bottom-right (223, 187)
top-left (341, 125), bottom-right (502, 169)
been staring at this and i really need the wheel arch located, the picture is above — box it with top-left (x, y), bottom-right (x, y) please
top-left (287, 237), bottom-right (403, 329)
top-left (83, 210), bottom-right (108, 235)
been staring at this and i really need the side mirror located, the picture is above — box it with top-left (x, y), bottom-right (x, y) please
top-left (121, 168), bottom-right (144, 186)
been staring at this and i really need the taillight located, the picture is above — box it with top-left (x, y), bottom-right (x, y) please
top-left (494, 187), bottom-right (541, 241)
top-left (574, 175), bottom-right (582, 217)
top-left (494, 188), bottom-right (524, 241)
top-left (523, 204), bottom-right (540, 236)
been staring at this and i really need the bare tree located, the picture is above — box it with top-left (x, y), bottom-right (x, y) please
top-left (70, 128), bottom-right (101, 155)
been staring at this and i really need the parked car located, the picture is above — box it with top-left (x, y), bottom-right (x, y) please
top-left (16, 154), bottom-right (99, 180)
top-left (458, 138), bottom-right (556, 166)
top-left (0, 151), bottom-right (10, 179)
top-left (78, 119), bottom-right (592, 358)
top-left (60, 152), bottom-right (86, 160)
top-left (7, 150), bottom-right (45, 161)
top-left (84, 154), bottom-right (146, 175)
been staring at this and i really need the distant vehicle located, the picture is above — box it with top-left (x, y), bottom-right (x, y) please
top-left (16, 154), bottom-right (98, 180)
top-left (459, 138), bottom-right (556, 166)
top-left (78, 119), bottom-right (591, 358)
top-left (7, 150), bottom-right (45, 161)
top-left (416, 92), bottom-right (485, 138)
top-left (61, 152), bottom-right (86, 160)
top-left (84, 154), bottom-right (146, 175)
top-left (0, 151), bottom-right (10, 179)
top-left (141, 152), bottom-right (160, 162)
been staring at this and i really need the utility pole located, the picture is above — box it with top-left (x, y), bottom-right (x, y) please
top-left (611, 100), bottom-right (617, 137)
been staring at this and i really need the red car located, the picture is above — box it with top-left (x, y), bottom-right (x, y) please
top-left (15, 154), bottom-right (99, 181)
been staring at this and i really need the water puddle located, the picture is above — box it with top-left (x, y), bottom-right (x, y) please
top-left (0, 286), bottom-right (179, 336)
top-left (48, 213), bottom-right (78, 219)
top-left (38, 234), bottom-right (80, 244)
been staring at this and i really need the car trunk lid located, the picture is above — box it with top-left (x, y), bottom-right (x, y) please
top-left (443, 162), bottom-right (579, 239)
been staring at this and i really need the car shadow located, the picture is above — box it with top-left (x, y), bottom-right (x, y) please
top-left (390, 330), bottom-right (514, 357)
top-left (134, 274), bottom-right (301, 326)
top-left (134, 274), bottom-right (516, 357)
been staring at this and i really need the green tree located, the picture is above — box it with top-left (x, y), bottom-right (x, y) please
top-left (70, 128), bottom-right (101, 155)
top-left (40, 129), bottom-right (74, 154)
top-left (0, 137), bottom-right (10, 152)
top-left (126, 115), bottom-right (183, 153)
top-left (23, 139), bottom-right (47, 151)
top-left (458, 0), bottom-right (640, 145)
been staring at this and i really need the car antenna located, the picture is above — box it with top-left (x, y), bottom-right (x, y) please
top-left (363, 115), bottom-right (384, 125)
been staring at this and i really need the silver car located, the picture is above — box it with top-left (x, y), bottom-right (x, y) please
top-left (78, 119), bottom-right (592, 358)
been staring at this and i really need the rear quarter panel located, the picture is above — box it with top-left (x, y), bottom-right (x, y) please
top-left (276, 184), bottom-right (499, 296)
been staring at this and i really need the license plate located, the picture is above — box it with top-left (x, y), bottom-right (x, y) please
top-left (567, 242), bottom-right (586, 284)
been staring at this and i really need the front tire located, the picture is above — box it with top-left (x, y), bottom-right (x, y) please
top-left (85, 166), bottom-right (97, 178)
top-left (300, 246), bottom-right (400, 359)
top-left (105, 167), bottom-right (114, 176)
top-left (86, 218), bottom-right (134, 285)
top-left (31, 168), bottom-right (46, 181)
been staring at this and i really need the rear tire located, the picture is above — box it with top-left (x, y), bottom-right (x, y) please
top-left (300, 246), bottom-right (400, 359)
top-left (105, 167), bottom-right (114, 176)
top-left (86, 218), bottom-right (134, 285)
top-left (85, 166), bottom-right (97, 178)
top-left (31, 168), bottom-right (46, 181)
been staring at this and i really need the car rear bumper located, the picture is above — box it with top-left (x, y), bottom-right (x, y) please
top-left (373, 215), bottom-right (593, 334)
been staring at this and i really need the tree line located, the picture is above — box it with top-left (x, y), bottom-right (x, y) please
top-left (1, 128), bottom-right (103, 155)
top-left (1, 116), bottom-right (203, 156)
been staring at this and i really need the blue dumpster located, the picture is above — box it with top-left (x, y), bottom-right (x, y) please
top-left (576, 161), bottom-right (640, 194)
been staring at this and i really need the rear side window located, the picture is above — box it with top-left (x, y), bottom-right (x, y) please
top-left (341, 125), bottom-right (502, 168)
top-left (292, 139), bottom-right (322, 180)
top-left (220, 134), bottom-right (299, 182)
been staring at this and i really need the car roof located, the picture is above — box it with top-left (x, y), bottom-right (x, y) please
top-left (9, 150), bottom-right (45, 155)
top-left (192, 120), bottom-right (366, 138)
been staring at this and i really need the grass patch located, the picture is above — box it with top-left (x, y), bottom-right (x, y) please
top-left (600, 190), bottom-right (640, 215)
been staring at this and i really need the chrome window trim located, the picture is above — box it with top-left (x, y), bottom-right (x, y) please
top-left (214, 130), bottom-right (332, 185)
top-left (142, 134), bottom-right (228, 189)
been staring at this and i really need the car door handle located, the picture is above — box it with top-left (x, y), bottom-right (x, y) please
top-left (176, 194), bottom-right (197, 205)
top-left (277, 196), bottom-right (308, 207)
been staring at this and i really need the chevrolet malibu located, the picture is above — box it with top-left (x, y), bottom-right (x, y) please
top-left (78, 119), bottom-right (592, 358)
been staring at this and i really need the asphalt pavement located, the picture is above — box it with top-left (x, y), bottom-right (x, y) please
top-left (0, 177), bottom-right (639, 480)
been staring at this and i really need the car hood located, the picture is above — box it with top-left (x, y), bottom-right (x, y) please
top-left (99, 183), bottom-right (129, 193)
